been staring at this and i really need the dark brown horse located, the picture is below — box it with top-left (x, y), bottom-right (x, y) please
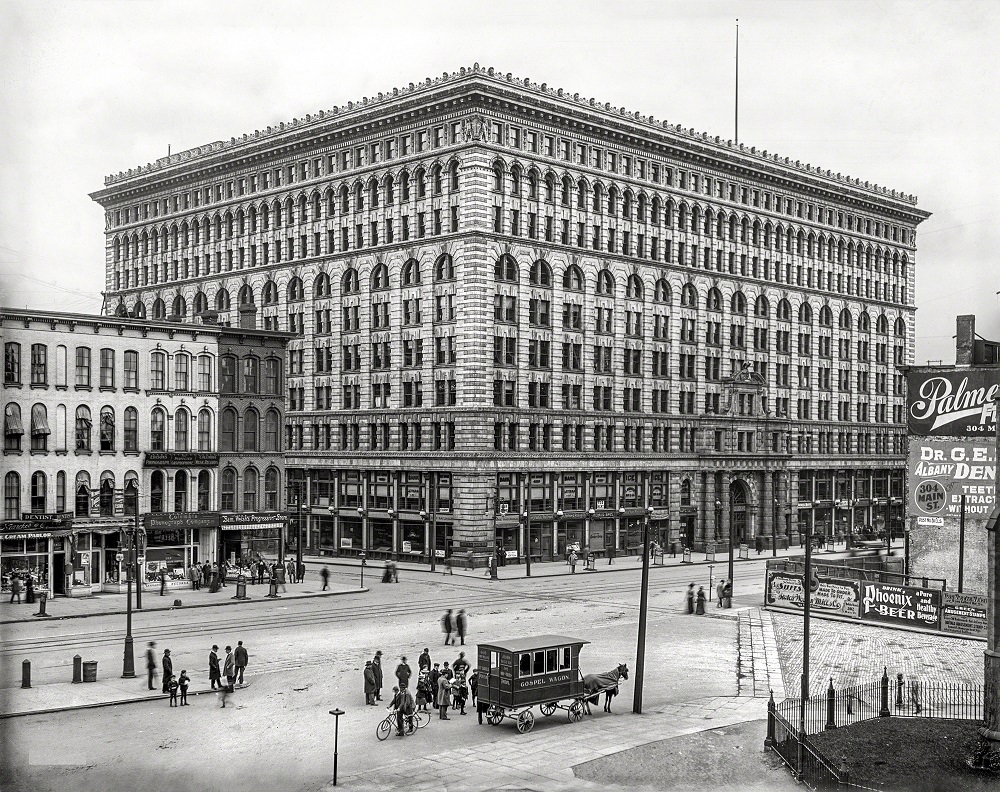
top-left (582, 663), bottom-right (628, 713)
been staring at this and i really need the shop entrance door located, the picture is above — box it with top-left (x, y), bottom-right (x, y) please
top-left (539, 529), bottom-right (553, 561)
top-left (52, 554), bottom-right (65, 595)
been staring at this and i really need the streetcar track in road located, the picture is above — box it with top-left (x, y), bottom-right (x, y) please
top-left (1, 563), bottom-right (764, 657)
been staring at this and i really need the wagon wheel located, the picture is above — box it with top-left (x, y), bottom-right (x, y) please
top-left (568, 700), bottom-right (585, 723)
top-left (516, 709), bottom-right (535, 734)
top-left (539, 702), bottom-right (557, 717)
top-left (486, 706), bottom-right (504, 725)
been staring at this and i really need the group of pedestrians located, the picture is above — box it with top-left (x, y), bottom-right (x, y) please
top-left (684, 579), bottom-right (732, 615)
top-left (143, 639), bottom-right (249, 708)
top-left (365, 647), bottom-right (476, 736)
top-left (440, 608), bottom-right (468, 645)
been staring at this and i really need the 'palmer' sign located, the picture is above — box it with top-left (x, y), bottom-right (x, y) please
top-left (906, 370), bottom-right (999, 437)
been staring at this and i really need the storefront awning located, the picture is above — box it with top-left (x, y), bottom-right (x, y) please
top-left (30, 404), bottom-right (50, 435)
top-left (4, 405), bottom-right (23, 436)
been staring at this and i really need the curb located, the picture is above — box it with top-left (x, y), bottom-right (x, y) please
top-left (0, 685), bottom-right (231, 720)
top-left (0, 587), bottom-right (369, 626)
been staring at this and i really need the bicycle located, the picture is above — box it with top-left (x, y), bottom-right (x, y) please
top-left (375, 709), bottom-right (423, 740)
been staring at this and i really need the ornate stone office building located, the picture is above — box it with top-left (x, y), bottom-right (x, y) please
top-left (90, 65), bottom-right (929, 563)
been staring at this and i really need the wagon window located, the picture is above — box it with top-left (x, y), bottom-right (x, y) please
top-left (546, 649), bottom-right (558, 672)
top-left (560, 647), bottom-right (571, 670)
top-left (533, 651), bottom-right (545, 675)
top-left (519, 653), bottom-right (531, 676)
top-left (490, 651), bottom-right (500, 673)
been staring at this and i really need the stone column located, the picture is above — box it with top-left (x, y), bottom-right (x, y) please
top-left (762, 471), bottom-right (774, 547)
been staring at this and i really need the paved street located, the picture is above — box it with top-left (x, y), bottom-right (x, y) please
top-left (0, 541), bottom-right (981, 792)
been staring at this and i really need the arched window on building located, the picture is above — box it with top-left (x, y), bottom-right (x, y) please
top-left (99, 406), bottom-right (115, 452)
top-left (174, 407), bottom-right (189, 452)
top-left (434, 255), bottom-right (454, 282)
top-left (401, 259), bottom-right (421, 287)
top-left (30, 471), bottom-right (46, 514)
top-left (150, 407), bottom-right (166, 451)
top-left (264, 409), bottom-right (280, 452)
top-left (75, 471), bottom-right (90, 517)
top-left (198, 408), bottom-right (212, 451)
top-left (124, 474), bottom-right (138, 517)
top-left (530, 260), bottom-right (552, 287)
top-left (342, 268), bottom-right (359, 294)
top-left (100, 472), bottom-right (114, 517)
top-left (596, 270), bottom-right (615, 296)
top-left (221, 467), bottom-right (236, 512)
top-left (4, 471), bottom-right (20, 520)
top-left (562, 264), bottom-right (584, 292)
top-left (626, 274), bottom-right (644, 300)
top-left (75, 406), bottom-right (92, 452)
top-left (174, 470), bottom-right (188, 512)
top-left (243, 408), bottom-right (259, 452)
top-left (221, 408), bottom-right (237, 452)
top-left (243, 467), bottom-right (258, 511)
top-left (197, 470), bottom-right (211, 512)
top-left (264, 467), bottom-right (279, 511)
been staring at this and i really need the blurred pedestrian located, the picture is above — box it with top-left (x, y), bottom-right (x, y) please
top-left (723, 580), bottom-right (733, 609)
top-left (161, 648), bottom-right (173, 693)
top-left (453, 651), bottom-right (470, 677)
top-left (159, 567), bottom-right (167, 596)
top-left (8, 574), bottom-right (22, 604)
top-left (208, 644), bottom-right (221, 690)
top-left (364, 661), bottom-right (376, 705)
top-left (24, 575), bottom-right (35, 604)
top-left (146, 641), bottom-right (158, 690)
top-left (456, 609), bottom-right (468, 645)
top-left (373, 651), bottom-right (384, 700)
top-left (223, 646), bottom-right (235, 692)
top-left (234, 640), bottom-right (248, 686)
top-left (320, 566), bottom-right (330, 591)
top-left (686, 583), bottom-right (695, 615)
top-left (695, 586), bottom-right (706, 615)
top-left (442, 609), bottom-right (455, 645)
top-left (607, 543), bottom-right (616, 565)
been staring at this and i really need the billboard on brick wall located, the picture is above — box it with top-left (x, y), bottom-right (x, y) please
top-left (765, 570), bottom-right (860, 618)
top-left (908, 438), bottom-right (996, 522)
top-left (860, 582), bottom-right (941, 629)
top-left (906, 370), bottom-right (999, 437)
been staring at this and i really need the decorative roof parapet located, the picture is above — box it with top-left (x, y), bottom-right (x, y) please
top-left (102, 63), bottom-right (920, 205)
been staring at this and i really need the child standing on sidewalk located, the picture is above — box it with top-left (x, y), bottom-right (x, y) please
top-left (167, 675), bottom-right (179, 707)
top-left (178, 670), bottom-right (190, 706)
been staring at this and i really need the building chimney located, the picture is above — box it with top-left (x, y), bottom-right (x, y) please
top-left (956, 315), bottom-right (976, 365)
top-left (238, 303), bottom-right (257, 330)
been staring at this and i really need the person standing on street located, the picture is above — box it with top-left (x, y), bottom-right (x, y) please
top-left (686, 583), bottom-right (695, 615)
top-left (372, 651), bottom-right (384, 701)
top-left (159, 567), bottom-right (167, 596)
top-left (430, 663), bottom-right (441, 708)
top-left (297, 560), bottom-right (306, 584)
top-left (568, 548), bottom-right (578, 574)
top-left (178, 670), bottom-right (190, 706)
top-left (395, 656), bottom-right (412, 690)
top-left (286, 558), bottom-right (296, 584)
top-left (320, 566), bottom-right (330, 591)
top-left (363, 661), bottom-right (377, 705)
top-left (223, 645), bottom-right (236, 693)
top-left (418, 647), bottom-right (432, 672)
top-left (453, 651), bottom-right (470, 678)
top-left (146, 641), bottom-right (158, 690)
top-left (469, 669), bottom-right (479, 706)
top-left (695, 586), bottom-right (706, 615)
top-left (716, 578), bottom-right (726, 608)
top-left (442, 609), bottom-right (455, 646)
top-left (208, 645), bottom-right (221, 690)
top-left (607, 542), bottom-right (616, 565)
top-left (161, 648), bottom-right (173, 693)
top-left (437, 674), bottom-right (452, 720)
top-left (234, 640), bottom-right (249, 686)
top-left (24, 575), bottom-right (34, 604)
top-left (456, 609), bottom-right (468, 645)
top-left (723, 580), bottom-right (733, 609)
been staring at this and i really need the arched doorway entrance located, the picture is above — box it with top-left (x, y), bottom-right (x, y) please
top-left (729, 480), bottom-right (753, 544)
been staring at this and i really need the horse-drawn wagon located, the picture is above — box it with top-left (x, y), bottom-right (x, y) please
top-left (476, 634), bottom-right (627, 734)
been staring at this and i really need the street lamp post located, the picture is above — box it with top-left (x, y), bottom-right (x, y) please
top-left (718, 499), bottom-right (733, 599)
top-left (522, 510), bottom-right (531, 577)
top-left (294, 482), bottom-right (305, 581)
top-left (798, 497), bottom-right (814, 780)
top-left (632, 506), bottom-right (655, 714)
top-left (772, 498), bottom-right (779, 558)
top-left (357, 506), bottom-right (367, 588)
top-left (329, 708), bottom-right (344, 785)
top-left (121, 497), bottom-right (138, 679)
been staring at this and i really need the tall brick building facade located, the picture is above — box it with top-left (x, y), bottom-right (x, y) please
top-left (90, 65), bottom-right (930, 563)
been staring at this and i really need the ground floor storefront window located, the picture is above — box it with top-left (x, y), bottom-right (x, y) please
top-left (1, 538), bottom-right (50, 592)
top-left (220, 529), bottom-right (278, 566)
top-left (143, 528), bottom-right (199, 584)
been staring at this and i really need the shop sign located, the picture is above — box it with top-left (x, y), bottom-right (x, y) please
top-left (940, 591), bottom-right (988, 638)
top-left (765, 571), bottom-right (860, 618)
top-left (0, 530), bottom-right (54, 540)
top-left (402, 541), bottom-right (412, 553)
top-left (144, 512), bottom-right (221, 530)
top-left (143, 451), bottom-right (221, 468)
top-left (906, 370), bottom-right (999, 437)
top-left (341, 538), bottom-right (353, 548)
top-left (19, 512), bottom-right (72, 525)
top-left (860, 583), bottom-right (940, 629)
top-left (220, 512), bottom-right (288, 531)
top-left (908, 439), bottom-right (996, 518)
top-left (649, 508), bottom-right (670, 520)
